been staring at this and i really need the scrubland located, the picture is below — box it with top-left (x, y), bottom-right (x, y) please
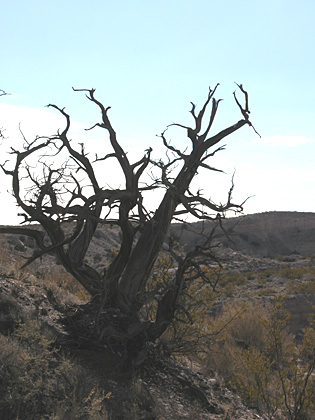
top-left (1, 233), bottom-right (315, 419)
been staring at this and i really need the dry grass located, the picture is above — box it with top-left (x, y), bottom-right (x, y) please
top-left (203, 299), bottom-right (315, 419)
top-left (0, 319), bottom-right (110, 420)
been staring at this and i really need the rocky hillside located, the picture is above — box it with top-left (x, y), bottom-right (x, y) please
top-left (0, 237), bottom-right (264, 419)
top-left (1, 211), bottom-right (315, 418)
top-left (1, 212), bottom-right (315, 340)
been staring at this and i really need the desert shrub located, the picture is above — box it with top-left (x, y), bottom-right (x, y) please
top-left (205, 298), bottom-right (315, 419)
top-left (259, 265), bottom-right (315, 284)
top-left (257, 275), bottom-right (268, 285)
top-left (246, 272), bottom-right (257, 281)
top-left (287, 279), bottom-right (315, 295)
top-left (142, 251), bottom-right (218, 356)
top-left (0, 319), bottom-right (110, 420)
top-left (1, 234), bottom-right (89, 303)
top-left (156, 286), bottom-right (216, 356)
top-left (222, 282), bottom-right (235, 297)
top-left (255, 287), bottom-right (276, 297)
top-left (0, 235), bottom-right (15, 264)
top-left (204, 302), bottom-right (267, 375)
top-left (220, 271), bottom-right (246, 288)
top-left (278, 265), bottom-right (308, 280)
top-left (256, 268), bottom-right (278, 279)
top-left (43, 269), bottom-right (90, 302)
top-left (157, 277), bottom-right (217, 356)
top-left (0, 293), bottom-right (28, 334)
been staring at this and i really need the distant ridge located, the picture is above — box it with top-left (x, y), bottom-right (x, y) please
top-left (1, 212), bottom-right (315, 262)
top-left (172, 211), bottom-right (315, 258)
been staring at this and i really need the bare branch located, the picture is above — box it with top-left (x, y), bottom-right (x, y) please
top-left (233, 83), bottom-right (261, 137)
top-left (0, 89), bottom-right (10, 97)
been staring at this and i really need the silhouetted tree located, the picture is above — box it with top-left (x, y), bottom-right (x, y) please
top-left (0, 84), bottom-right (258, 361)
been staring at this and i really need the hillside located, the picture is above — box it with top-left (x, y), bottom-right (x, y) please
top-left (1, 211), bottom-right (315, 419)
top-left (2, 211), bottom-right (315, 272)
top-left (0, 238), bottom-right (262, 419)
top-left (1, 211), bottom-right (315, 337)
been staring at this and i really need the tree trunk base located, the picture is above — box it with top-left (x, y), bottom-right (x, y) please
top-left (61, 300), bottom-right (152, 366)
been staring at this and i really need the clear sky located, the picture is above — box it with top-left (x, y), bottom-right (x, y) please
top-left (1, 0), bottom-right (314, 224)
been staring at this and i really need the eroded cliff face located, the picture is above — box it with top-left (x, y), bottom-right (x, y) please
top-left (230, 211), bottom-right (315, 257)
top-left (174, 212), bottom-right (315, 258)
top-left (236, 212), bottom-right (315, 232)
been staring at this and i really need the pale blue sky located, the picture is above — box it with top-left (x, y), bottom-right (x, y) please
top-left (1, 0), bottom-right (315, 223)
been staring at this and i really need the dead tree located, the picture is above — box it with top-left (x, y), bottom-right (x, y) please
top-left (0, 84), bottom-right (258, 357)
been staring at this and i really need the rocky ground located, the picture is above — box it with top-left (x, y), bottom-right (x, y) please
top-left (0, 256), bottom-right (265, 419)
top-left (2, 222), bottom-right (315, 340)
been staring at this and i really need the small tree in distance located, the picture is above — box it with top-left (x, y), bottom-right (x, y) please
top-left (0, 84), bottom-right (258, 361)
